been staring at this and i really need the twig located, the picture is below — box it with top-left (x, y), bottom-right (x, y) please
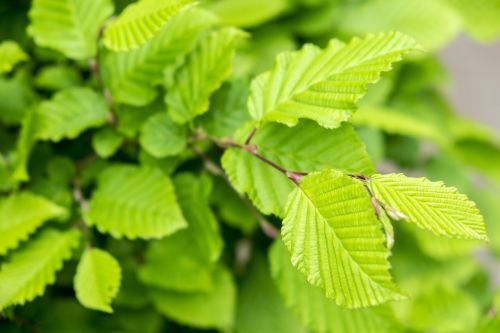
top-left (244, 127), bottom-right (257, 145)
top-left (193, 128), bottom-right (307, 184)
top-left (189, 143), bottom-right (280, 239)
top-left (72, 179), bottom-right (92, 248)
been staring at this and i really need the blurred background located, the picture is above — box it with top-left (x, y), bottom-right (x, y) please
top-left (441, 36), bottom-right (500, 130)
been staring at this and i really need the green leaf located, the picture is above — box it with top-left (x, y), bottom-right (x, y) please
top-left (338, 0), bottom-right (461, 51)
top-left (28, 0), bottom-right (114, 60)
top-left (411, 226), bottom-right (480, 260)
top-left (222, 121), bottom-right (374, 217)
top-left (196, 80), bottom-right (251, 138)
top-left (139, 230), bottom-right (215, 292)
top-left (248, 31), bottom-right (423, 128)
top-left (0, 41), bottom-right (28, 74)
top-left (402, 285), bottom-right (480, 333)
top-left (209, 177), bottom-right (258, 234)
top-left (114, 100), bottom-right (163, 138)
top-left (269, 241), bottom-right (401, 333)
top-left (11, 108), bottom-right (38, 182)
top-left (351, 106), bottom-right (450, 148)
top-left (74, 248), bottom-right (122, 313)
top-left (103, 0), bottom-right (194, 51)
top-left (174, 173), bottom-right (223, 262)
top-left (34, 65), bottom-right (82, 91)
top-left (205, 0), bottom-right (289, 28)
top-left (86, 165), bottom-right (187, 239)
top-left (102, 7), bottom-right (217, 106)
top-left (165, 27), bottom-right (246, 124)
top-left (139, 113), bottom-right (187, 158)
top-left (150, 265), bottom-right (236, 330)
top-left (477, 316), bottom-right (500, 333)
top-left (369, 173), bottom-right (488, 241)
top-left (0, 192), bottom-right (66, 255)
top-left (235, 253), bottom-right (307, 333)
top-left (0, 71), bottom-right (35, 125)
top-left (444, 0), bottom-right (500, 42)
top-left (282, 169), bottom-right (405, 308)
top-left (92, 127), bottom-right (124, 159)
top-left (35, 88), bottom-right (110, 142)
top-left (0, 228), bottom-right (80, 310)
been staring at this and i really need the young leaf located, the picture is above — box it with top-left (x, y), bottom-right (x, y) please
top-left (269, 241), bottom-right (401, 333)
top-left (443, 0), bottom-right (500, 43)
top-left (0, 229), bottom-right (80, 311)
top-left (102, 7), bottom-right (217, 106)
top-left (174, 173), bottom-right (223, 262)
top-left (35, 88), bottom-right (109, 142)
top-left (196, 79), bottom-right (251, 138)
top-left (337, 0), bottom-right (461, 51)
top-left (0, 41), bottom-right (28, 74)
top-left (248, 31), bottom-right (423, 128)
top-left (74, 248), bottom-right (122, 313)
top-left (11, 108), bottom-right (38, 182)
top-left (404, 285), bottom-right (480, 333)
top-left (34, 65), bottom-right (82, 91)
top-left (139, 230), bottom-right (216, 293)
top-left (282, 169), bottom-right (405, 308)
top-left (150, 265), bottom-right (236, 330)
top-left (139, 113), bottom-right (187, 158)
top-left (222, 121), bottom-right (374, 217)
top-left (92, 127), bottom-right (124, 159)
top-left (369, 173), bottom-right (488, 241)
top-left (28, 0), bottom-right (114, 60)
top-left (206, 0), bottom-right (289, 28)
top-left (0, 192), bottom-right (66, 255)
top-left (86, 165), bottom-right (187, 239)
top-left (235, 253), bottom-right (307, 333)
top-left (351, 106), bottom-right (450, 148)
top-left (103, 0), bottom-right (194, 51)
top-left (165, 27), bottom-right (246, 124)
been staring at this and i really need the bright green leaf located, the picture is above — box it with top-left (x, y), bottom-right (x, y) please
top-left (86, 165), bottom-right (187, 239)
top-left (235, 253), bottom-right (307, 333)
top-left (338, 0), bottom-right (461, 51)
top-left (165, 27), bottom-right (246, 124)
top-left (74, 248), bottom-right (122, 313)
top-left (0, 192), bottom-right (66, 255)
top-left (369, 173), bottom-right (488, 241)
top-left (103, 0), bottom-right (193, 51)
top-left (139, 113), bottom-right (187, 158)
top-left (35, 88), bottom-right (110, 142)
top-left (150, 265), bottom-right (236, 330)
top-left (174, 173), bottom-right (223, 262)
top-left (282, 169), bottom-right (405, 308)
top-left (0, 228), bottom-right (80, 311)
top-left (205, 0), bottom-right (289, 28)
top-left (248, 31), bottom-right (423, 128)
top-left (102, 7), bottom-right (217, 106)
top-left (92, 127), bottom-right (124, 159)
top-left (28, 0), bottom-right (114, 60)
top-left (444, 0), bottom-right (500, 42)
top-left (11, 108), bottom-right (38, 182)
top-left (34, 65), bottom-right (82, 91)
top-left (0, 41), bottom-right (28, 74)
top-left (222, 121), bottom-right (375, 217)
top-left (269, 241), bottom-right (402, 333)
top-left (139, 230), bottom-right (215, 292)
top-left (196, 79), bottom-right (251, 138)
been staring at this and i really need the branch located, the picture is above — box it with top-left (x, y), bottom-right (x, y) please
top-left (190, 143), bottom-right (280, 239)
top-left (193, 128), bottom-right (307, 184)
top-left (72, 178), bottom-right (92, 248)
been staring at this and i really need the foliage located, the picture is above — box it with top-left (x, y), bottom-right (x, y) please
top-left (0, 0), bottom-right (499, 332)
